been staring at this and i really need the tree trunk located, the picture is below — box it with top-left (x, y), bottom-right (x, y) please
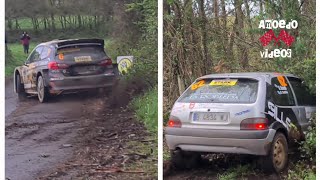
top-left (15, 18), bottom-right (20, 30)
top-left (198, 0), bottom-right (210, 74)
top-left (7, 18), bottom-right (13, 30)
top-left (78, 15), bottom-right (82, 28)
top-left (51, 14), bottom-right (56, 31)
top-left (235, 0), bottom-right (248, 69)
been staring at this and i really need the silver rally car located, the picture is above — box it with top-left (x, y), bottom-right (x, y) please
top-left (165, 72), bottom-right (315, 172)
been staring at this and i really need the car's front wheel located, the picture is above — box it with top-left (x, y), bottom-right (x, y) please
top-left (37, 75), bottom-right (49, 103)
top-left (263, 132), bottom-right (288, 173)
top-left (16, 74), bottom-right (27, 100)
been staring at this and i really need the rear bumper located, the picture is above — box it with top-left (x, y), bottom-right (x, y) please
top-left (47, 73), bottom-right (115, 93)
top-left (165, 128), bottom-right (276, 155)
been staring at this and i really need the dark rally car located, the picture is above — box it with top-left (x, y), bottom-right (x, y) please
top-left (14, 39), bottom-right (116, 102)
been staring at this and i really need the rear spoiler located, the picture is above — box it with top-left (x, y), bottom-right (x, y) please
top-left (57, 39), bottom-right (104, 49)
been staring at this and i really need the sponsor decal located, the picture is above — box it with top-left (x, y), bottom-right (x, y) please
top-left (274, 84), bottom-right (288, 95)
top-left (235, 109), bottom-right (250, 116)
top-left (171, 104), bottom-right (186, 113)
top-left (267, 101), bottom-right (292, 130)
top-left (209, 79), bottom-right (237, 86)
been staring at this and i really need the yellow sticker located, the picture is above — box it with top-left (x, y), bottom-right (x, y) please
top-left (74, 56), bottom-right (92, 62)
top-left (191, 80), bottom-right (205, 90)
top-left (118, 58), bottom-right (133, 74)
top-left (209, 79), bottom-right (238, 86)
top-left (277, 76), bottom-right (288, 87)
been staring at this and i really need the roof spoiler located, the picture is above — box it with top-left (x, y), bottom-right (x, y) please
top-left (57, 39), bottom-right (104, 49)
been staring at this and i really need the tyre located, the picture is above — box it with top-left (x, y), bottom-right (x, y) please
top-left (16, 74), bottom-right (27, 100)
top-left (263, 132), bottom-right (288, 173)
top-left (37, 76), bottom-right (49, 103)
top-left (170, 150), bottom-right (201, 170)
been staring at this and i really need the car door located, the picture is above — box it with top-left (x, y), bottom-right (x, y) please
top-left (286, 77), bottom-right (316, 133)
top-left (25, 46), bottom-right (43, 91)
top-left (266, 76), bottom-right (301, 139)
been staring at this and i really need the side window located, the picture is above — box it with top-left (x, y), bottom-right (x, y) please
top-left (40, 47), bottom-right (51, 60)
top-left (28, 46), bottom-right (43, 63)
top-left (270, 77), bottom-right (295, 106)
top-left (288, 77), bottom-right (315, 106)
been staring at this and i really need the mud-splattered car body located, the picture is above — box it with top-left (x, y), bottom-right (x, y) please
top-left (14, 39), bottom-right (116, 102)
top-left (165, 72), bottom-right (315, 172)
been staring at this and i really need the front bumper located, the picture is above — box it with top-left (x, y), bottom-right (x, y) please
top-left (165, 128), bottom-right (276, 155)
top-left (47, 73), bottom-right (115, 93)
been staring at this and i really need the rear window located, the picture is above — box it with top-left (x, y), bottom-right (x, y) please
top-left (56, 45), bottom-right (108, 62)
top-left (178, 78), bottom-right (259, 103)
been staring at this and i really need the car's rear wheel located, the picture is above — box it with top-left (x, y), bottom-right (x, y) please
top-left (170, 150), bottom-right (201, 170)
top-left (16, 74), bottom-right (27, 100)
top-left (37, 76), bottom-right (49, 103)
top-left (263, 132), bottom-right (288, 173)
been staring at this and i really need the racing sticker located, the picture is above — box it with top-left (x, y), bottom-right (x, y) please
top-left (58, 53), bottom-right (64, 60)
top-left (209, 79), bottom-right (238, 86)
top-left (191, 80), bottom-right (205, 90)
top-left (118, 58), bottom-right (133, 74)
top-left (189, 102), bottom-right (195, 109)
top-left (277, 76), bottom-right (288, 87)
top-left (74, 56), bottom-right (92, 62)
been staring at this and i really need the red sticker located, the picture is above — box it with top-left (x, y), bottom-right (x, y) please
top-left (189, 103), bottom-right (195, 109)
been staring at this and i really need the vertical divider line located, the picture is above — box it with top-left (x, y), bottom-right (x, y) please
top-left (157, 0), bottom-right (164, 179)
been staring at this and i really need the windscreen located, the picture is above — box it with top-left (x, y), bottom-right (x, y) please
top-left (56, 45), bottom-right (108, 62)
top-left (178, 78), bottom-right (259, 103)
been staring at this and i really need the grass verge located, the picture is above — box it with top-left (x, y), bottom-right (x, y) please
top-left (130, 87), bottom-right (158, 134)
top-left (128, 87), bottom-right (158, 176)
top-left (5, 43), bottom-right (37, 77)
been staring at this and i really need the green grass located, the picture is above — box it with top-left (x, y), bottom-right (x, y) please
top-left (125, 138), bottom-right (157, 177)
top-left (131, 87), bottom-right (158, 134)
top-left (128, 87), bottom-right (157, 177)
top-left (5, 42), bottom-right (37, 77)
top-left (218, 165), bottom-right (252, 180)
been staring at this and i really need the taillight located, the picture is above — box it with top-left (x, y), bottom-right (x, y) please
top-left (167, 119), bottom-right (182, 128)
top-left (240, 118), bottom-right (268, 130)
top-left (48, 62), bottom-right (69, 70)
top-left (99, 59), bottom-right (112, 66)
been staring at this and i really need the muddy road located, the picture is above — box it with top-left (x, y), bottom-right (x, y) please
top-left (5, 79), bottom-right (156, 180)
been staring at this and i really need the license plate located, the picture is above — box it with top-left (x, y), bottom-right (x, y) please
top-left (193, 112), bottom-right (228, 122)
top-left (74, 56), bottom-right (92, 62)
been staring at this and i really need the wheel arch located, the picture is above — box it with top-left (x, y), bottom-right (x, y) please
top-left (270, 121), bottom-right (289, 141)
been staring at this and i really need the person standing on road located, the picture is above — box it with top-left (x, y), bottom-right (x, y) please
top-left (20, 32), bottom-right (31, 54)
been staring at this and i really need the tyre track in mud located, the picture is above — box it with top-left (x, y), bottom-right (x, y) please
top-left (6, 79), bottom-right (157, 180)
top-left (5, 79), bottom-right (104, 180)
